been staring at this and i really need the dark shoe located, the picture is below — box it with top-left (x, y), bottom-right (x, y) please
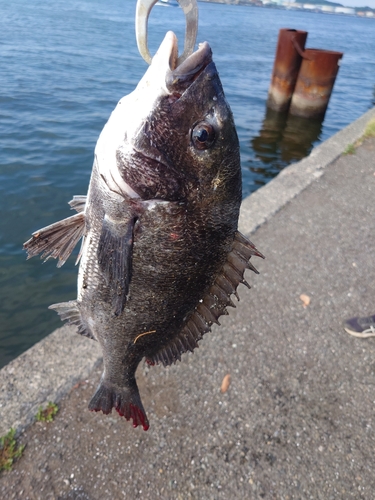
top-left (344, 315), bottom-right (375, 338)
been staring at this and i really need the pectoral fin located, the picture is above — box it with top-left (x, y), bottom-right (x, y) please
top-left (24, 212), bottom-right (85, 268)
top-left (97, 216), bottom-right (135, 316)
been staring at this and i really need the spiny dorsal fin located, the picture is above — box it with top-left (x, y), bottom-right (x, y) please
top-left (69, 195), bottom-right (87, 213)
top-left (148, 231), bottom-right (264, 367)
top-left (23, 212), bottom-right (85, 268)
top-left (49, 301), bottom-right (95, 340)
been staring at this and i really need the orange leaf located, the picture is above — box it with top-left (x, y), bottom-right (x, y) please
top-left (220, 373), bottom-right (231, 393)
top-left (300, 294), bottom-right (311, 308)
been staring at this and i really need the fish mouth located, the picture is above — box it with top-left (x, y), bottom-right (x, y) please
top-left (158, 31), bottom-right (213, 94)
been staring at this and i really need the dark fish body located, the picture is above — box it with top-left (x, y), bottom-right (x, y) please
top-left (24, 32), bottom-right (263, 430)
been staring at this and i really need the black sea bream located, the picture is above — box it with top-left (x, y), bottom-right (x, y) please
top-left (24, 31), bottom-right (263, 430)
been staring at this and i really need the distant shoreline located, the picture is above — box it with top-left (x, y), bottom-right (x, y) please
top-left (198, 0), bottom-right (375, 17)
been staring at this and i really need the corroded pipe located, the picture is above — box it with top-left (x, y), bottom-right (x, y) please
top-left (267, 28), bottom-right (308, 113)
top-left (289, 49), bottom-right (343, 119)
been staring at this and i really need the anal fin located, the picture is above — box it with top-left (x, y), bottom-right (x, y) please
top-left (49, 300), bottom-right (95, 340)
top-left (148, 231), bottom-right (263, 367)
top-left (98, 216), bottom-right (135, 316)
top-left (24, 212), bottom-right (85, 267)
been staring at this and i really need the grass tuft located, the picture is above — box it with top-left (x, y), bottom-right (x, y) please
top-left (36, 402), bottom-right (59, 422)
top-left (363, 118), bottom-right (375, 139)
top-left (343, 117), bottom-right (375, 155)
top-left (343, 144), bottom-right (355, 155)
top-left (0, 428), bottom-right (25, 472)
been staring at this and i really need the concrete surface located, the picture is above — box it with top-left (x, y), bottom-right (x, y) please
top-left (0, 108), bottom-right (375, 499)
top-left (1, 107), bottom-right (374, 440)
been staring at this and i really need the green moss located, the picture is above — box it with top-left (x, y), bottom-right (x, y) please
top-left (36, 402), bottom-right (59, 422)
top-left (343, 117), bottom-right (375, 156)
top-left (0, 428), bottom-right (25, 472)
top-left (343, 144), bottom-right (356, 155)
top-left (363, 118), bottom-right (375, 139)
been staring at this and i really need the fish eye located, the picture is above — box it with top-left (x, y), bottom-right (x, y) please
top-left (191, 122), bottom-right (215, 150)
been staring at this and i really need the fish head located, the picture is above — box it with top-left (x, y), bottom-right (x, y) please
top-left (96, 31), bottom-right (241, 209)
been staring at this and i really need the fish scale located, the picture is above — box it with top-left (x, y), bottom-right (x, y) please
top-left (24, 31), bottom-right (263, 430)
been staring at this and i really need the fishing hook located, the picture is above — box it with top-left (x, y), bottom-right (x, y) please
top-left (135, 0), bottom-right (198, 65)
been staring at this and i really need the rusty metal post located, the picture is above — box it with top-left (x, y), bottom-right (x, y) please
top-left (289, 49), bottom-right (343, 119)
top-left (267, 28), bottom-right (308, 113)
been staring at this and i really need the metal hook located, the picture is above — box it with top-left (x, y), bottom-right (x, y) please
top-left (135, 0), bottom-right (199, 66)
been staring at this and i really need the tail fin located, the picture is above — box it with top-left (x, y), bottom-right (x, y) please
top-left (88, 378), bottom-right (149, 431)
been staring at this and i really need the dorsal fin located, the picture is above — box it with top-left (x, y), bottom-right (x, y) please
top-left (147, 231), bottom-right (264, 367)
top-left (49, 301), bottom-right (95, 340)
top-left (69, 195), bottom-right (87, 213)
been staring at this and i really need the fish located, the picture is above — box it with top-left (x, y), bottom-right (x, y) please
top-left (24, 31), bottom-right (263, 431)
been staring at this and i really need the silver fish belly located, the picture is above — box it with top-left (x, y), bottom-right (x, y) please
top-left (24, 31), bottom-right (263, 430)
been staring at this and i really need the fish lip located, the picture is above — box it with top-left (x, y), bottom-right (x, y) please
top-left (167, 40), bottom-right (213, 93)
top-left (167, 31), bottom-right (179, 71)
top-left (173, 40), bottom-right (212, 74)
top-left (153, 30), bottom-right (212, 79)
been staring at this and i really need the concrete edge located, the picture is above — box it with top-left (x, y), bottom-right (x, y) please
top-left (0, 326), bottom-right (102, 436)
top-left (1, 107), bottom-right (374, 437)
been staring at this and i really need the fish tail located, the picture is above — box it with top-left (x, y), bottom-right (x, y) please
top-left (88, 377), bottom-right (149, 431)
